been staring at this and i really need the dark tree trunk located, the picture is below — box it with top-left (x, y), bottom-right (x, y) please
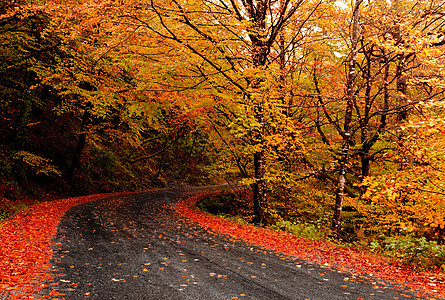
top-left (251, 85), bottom-right (267, 225)
top-left (333, 134), bottom-right (351, 235)
top-left (359, 51), bottom-right (389, 178)
top-left (252, 151), bottom-right (267, 224)
top-left (249, 2), bottom-right (268, 225)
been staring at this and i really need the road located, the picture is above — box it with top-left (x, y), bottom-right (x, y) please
top-left (47, 189), bottom-right (431, 299)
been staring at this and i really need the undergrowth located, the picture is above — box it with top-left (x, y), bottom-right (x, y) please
top-left (368, 235), bottom-right (445, 270)
top-left (0, 201), bottom-right (33, 223)
top-left (195, 192), bottom-right (328, 241)
top-left (269, 220), bottom-right (326, 240)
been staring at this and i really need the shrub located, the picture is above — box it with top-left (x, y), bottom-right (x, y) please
top-left (270, 220), bottom-right (326, 240)
top-left (370, 235), bottom-right (445, 270)
top-left (195, 194), bottom-right (234, 215)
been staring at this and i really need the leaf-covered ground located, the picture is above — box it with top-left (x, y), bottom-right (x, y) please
top-left (0, 193), bottom-right (122, 299)
top-left (175, 191), bottom-right (445, 299)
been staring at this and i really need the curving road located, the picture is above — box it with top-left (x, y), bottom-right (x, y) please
top-left (47, 189), bottom-right (433, 299)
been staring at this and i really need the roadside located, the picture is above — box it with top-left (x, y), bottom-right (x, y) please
top-left (0, 193), bottom-right (124, 299)
top-left (176, 191), bottom-right (445, 299)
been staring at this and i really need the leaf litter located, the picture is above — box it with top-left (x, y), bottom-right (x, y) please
top-left (0, 193), bottom-right (123, 299)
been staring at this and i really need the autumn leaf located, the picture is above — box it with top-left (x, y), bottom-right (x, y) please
top-left (0, 193), bottom-right (123, 298)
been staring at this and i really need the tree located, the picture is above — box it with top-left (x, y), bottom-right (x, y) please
top-left (0, 1), bottom-right (70, 195)
top-left (119, 0), bottom-right (330, 224)
top-left (349, 0), bottom-right (445, 239)
top-left (330, 0), bottom-right (363, 236)
top-left (303, 0), bottom-right (445, 236)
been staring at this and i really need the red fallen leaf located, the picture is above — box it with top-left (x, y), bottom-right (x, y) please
top-left (0, 192), bottom-right (127, 298)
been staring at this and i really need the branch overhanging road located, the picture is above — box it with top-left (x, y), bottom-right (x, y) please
top-left (47, 188), bottom-right (431, 300)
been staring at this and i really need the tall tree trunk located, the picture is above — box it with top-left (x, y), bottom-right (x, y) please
top-left (251, 67), bottom-right (267, 225)
top-left (333, 136), bottom-right (351, 235)
top-left (332, 0), bottom-right (362, 237)
top-left (359, 45), bottom-right (373, 178)
top-left (253, 150), bottom-right (267, 224)
top-left (249, 2), bottom-right (268, 225)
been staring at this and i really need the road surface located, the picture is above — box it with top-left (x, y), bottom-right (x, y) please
top-left (47, 189), bottom-right (433, 299)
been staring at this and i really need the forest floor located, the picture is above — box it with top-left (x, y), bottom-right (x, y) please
top-left (0, 189), bottom-right (444, 299)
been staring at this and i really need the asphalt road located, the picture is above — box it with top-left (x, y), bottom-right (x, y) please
top-left (47, 189), bottom-right (433, 300)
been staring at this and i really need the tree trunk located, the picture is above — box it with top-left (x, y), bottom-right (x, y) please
top-left (249, 3), bottom-right (268, 225)
top-left (252, 150), bottom-right (267, 224)
top-left (251, 86), bottom-right (267, 224)
top-left (333, 135), bottom-right (351, 235)
top-left (360, 52), bottom-right (389, 178)
top-left (332, 0), bottom-right (362, 237)
top-left (396, 61), bottom-right (408, 121)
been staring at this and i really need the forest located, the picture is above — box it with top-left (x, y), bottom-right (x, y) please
top-left (1, 0), bottom-right (445, 269)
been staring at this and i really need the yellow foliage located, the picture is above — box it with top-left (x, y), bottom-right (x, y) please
top-left (13, 151), bottom-right (62, 177)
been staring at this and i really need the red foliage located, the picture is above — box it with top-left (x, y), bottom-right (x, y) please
top-left (176, 191), bottom-right (445, 299)
top-left (0, 193), bottom-right (121, 299)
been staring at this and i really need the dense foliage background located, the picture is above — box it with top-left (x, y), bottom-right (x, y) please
top-left (1, 0), bottom-right (445, 268)
top-left (0, 0), bottom-right (217, 217)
